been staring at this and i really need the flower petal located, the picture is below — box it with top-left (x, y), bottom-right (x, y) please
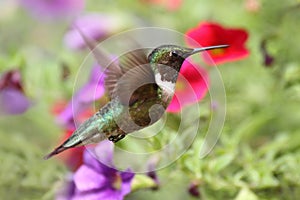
top-left (185, 21), bottom-right (249, 65)
top-left (73, 188), bottom-right (124, 200)
top-left (83, 145), bottom-right (116, 176)
top-left (0, 89), bottom-right (31, 115)
top-left (120, 172), bottom-right (134, 196)
top-left (56, 174), bottom-right (76, 200)
top-left (73, 165), bottom-right (107, 192)
top-left (120, 170), bottom-right (135, 196)
top-left (56, 142), bottom-right (135, 200)
top-left (121, 171), bottom-right (135, 182)
top-left (82, 150), bottom-right (103, 172)
top-left (94, 140), bottom-right (114, 166)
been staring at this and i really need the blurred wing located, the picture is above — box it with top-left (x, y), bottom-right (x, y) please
top-left (76, 25), bottom-right (119, 71)
top-left (106, 49), bottom-right (156, 105)
top-left (115, 64), bottom-right (156, 106)
top-left (76, 28), bottom-right (156, 105)
top-left (104, 59), bottom-right (123, 97)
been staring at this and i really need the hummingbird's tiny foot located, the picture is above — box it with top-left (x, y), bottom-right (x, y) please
top-left (108, 134), bottom-right (126, 143)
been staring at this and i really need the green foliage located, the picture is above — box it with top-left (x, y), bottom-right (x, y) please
top-left (0, 118), bottom-right (66, 200)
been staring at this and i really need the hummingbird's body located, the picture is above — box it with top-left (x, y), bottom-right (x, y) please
top-left (44, 37), bottom-right (228, 159)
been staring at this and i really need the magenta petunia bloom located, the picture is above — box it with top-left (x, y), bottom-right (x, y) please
top-left (57, 65), bottom-right (105, 128)
top-left (64, 13), bottom-right (125, 50)
top-left (19, 0), bottom-right (84, 19)
top-left (57, 141), bottom-right (135, 200)
top-left (0, 69), bottom-right (31, 115)
top-left (186, 22), bottom-right (249, 65)
top-left (166, 60), bottom-right (209, 113)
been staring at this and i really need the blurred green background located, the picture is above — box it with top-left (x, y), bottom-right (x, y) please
top-left (1, 0), bottom-right (300, 199)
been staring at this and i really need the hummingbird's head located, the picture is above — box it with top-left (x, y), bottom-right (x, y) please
top-left (148, 45), bottom-right (193, 72)
top-left (148, 44), bottom-right (229, 72)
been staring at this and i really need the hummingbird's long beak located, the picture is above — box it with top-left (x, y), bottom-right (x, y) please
top-left (185, 44), bottom-right (229, 57)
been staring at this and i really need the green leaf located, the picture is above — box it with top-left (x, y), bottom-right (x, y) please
top-left (208, 153), bottom-right (235, 173)
top-left (131, 174), bottom-right (157, 192)
top-left (235, 187), bottom-right (258, 200)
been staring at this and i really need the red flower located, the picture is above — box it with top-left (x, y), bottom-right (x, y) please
top-left (186, 22), bottom-right (249, 65)
top-left (167, 60), bottom-right (209, 113)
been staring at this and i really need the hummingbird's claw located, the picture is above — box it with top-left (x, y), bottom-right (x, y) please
top-left (108, 134), bottom-right (126, 143)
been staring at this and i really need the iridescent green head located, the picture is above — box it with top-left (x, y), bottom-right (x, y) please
top-left (148, 44), bottom-right (229, 72)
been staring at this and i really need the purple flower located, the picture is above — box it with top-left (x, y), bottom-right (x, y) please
top-left (57, 65), bottom-right (105, 128)
top-left (64, 13), bottom-right (124, 50)
top-left (57, 141), bottom-right (135, 200)
top-left (19, 0), bottom-right (84, 19)
top-left (56, 174), bottom-right (76, 200)
top-left (0, 69), bottom-right (31, 115)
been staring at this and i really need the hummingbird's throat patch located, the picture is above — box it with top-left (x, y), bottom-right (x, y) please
top-left (155, 73), bottom-right (176, 94)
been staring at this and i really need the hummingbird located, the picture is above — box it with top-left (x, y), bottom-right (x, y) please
top-left (44, 31), bottom-right (228, 159)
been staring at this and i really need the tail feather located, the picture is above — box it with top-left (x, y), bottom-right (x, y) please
top-left (43, 139), bottom-right (82, 160)
top-left (43, 145), bottom-right (70, 160)
top-left (44, 112), bottom-right (100, 160)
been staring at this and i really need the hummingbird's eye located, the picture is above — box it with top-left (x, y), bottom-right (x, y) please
top-left (171, 51), bottom-right (178, 57)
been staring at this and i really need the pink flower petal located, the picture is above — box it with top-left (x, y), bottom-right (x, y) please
top-left (73, 165), bottom-right (107, 192)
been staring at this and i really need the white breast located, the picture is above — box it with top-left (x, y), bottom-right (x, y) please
top-left (155, 73), bottom-right (175, 95)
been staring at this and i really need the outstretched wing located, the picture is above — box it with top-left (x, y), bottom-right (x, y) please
top-left (106, 49), bottom-right (157, 105)
top-left (76, 27), bottom-right (157, 106)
